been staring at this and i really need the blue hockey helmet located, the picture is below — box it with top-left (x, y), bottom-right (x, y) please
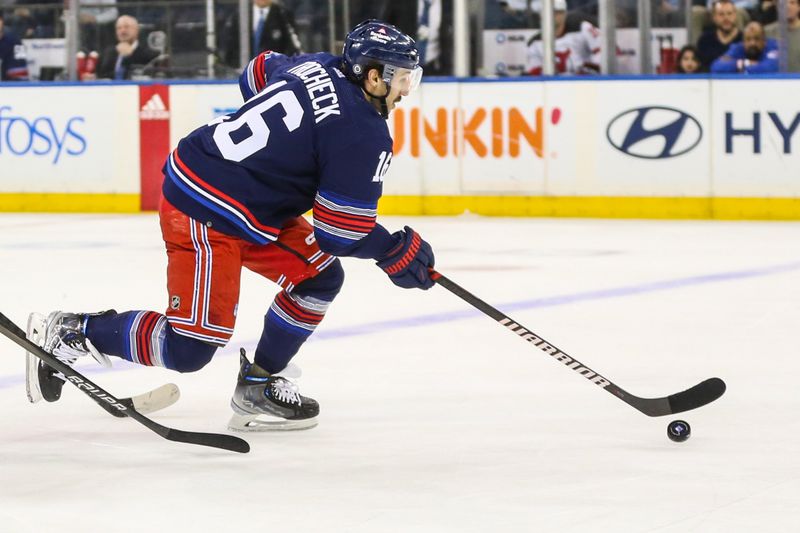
top-left (342, 20), bottom-right (423, 95)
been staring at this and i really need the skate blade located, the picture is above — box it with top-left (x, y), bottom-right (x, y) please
top-left (25, 313), bottom-right (46, 404)
top-left (227, 413), bottom-right (318, 432)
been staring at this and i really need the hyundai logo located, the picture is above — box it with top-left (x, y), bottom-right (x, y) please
top-left (606, 106), bottom-right (702, 159)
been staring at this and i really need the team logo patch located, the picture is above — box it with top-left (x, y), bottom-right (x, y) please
top-left (170, 295), bottom-right (181, 310)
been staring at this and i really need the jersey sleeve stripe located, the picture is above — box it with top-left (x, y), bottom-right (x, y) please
top-left (168, 150), bottom-right (280, 243)
top-left (316, 190), bottom-right (378, 212)
top-left (245, 60), bottom-right (258, 99)
top-left (313, 203), bottom-right (376, 231)
top-left (255, 53), bottom-right (268, 92)
top-left (312, 219), bottom-right (370, 241)
top-left (312, 191), bottom-right (377, 242)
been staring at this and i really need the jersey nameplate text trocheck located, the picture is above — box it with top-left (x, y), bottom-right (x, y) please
top-left (287, 61), bottom-right (342, 123)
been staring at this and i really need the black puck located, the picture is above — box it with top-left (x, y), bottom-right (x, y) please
top-left (667, 420), bottom-right (691, 442)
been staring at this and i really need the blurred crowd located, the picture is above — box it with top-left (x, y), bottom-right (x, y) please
top-left (0, 0), bottom-right (797, 81)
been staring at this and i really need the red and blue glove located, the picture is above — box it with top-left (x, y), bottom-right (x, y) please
top-left (376, 226), bottom-right (435, 290)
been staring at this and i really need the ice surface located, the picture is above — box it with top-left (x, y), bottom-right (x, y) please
top-left (0, 214), bottom-right (798, 532)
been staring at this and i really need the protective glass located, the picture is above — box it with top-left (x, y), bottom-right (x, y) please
top-left (384, 65), bottom-right (423, 95)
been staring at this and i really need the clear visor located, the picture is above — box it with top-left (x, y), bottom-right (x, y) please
top-left (383, 65), bottom-right (423, 95)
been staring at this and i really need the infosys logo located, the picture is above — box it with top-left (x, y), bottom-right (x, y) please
top-left (606, 106), bottom-right (702, 159)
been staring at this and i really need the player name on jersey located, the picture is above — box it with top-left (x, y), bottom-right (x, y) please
top-left (287, 61), bottom-right (342, 124)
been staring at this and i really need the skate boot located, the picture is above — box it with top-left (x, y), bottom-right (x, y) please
top-left (228, 348), bottom-right (319, 431)
top-left (26, 311), bottom-right (113, 404)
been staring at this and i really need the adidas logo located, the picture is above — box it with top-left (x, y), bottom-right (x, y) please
top-left (139, 93), bottom-right (170, 120)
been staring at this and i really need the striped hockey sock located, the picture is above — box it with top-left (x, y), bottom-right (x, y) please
top-left (255, 291), bottom-right (330, 374)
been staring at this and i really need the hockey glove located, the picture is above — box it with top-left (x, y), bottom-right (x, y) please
top-left (376, 226), bottom-right (435, 290)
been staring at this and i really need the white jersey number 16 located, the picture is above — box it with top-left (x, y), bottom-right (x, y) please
top-left (211, 81), bottom-right (304, 162)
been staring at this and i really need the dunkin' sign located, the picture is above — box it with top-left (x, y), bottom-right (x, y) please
top-left (391, 106), bottom-right (561, 158)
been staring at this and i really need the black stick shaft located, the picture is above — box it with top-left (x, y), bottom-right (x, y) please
top-left (430, 270), bottom-right (683, 415)
top-left (0, 312), bottom-right (249, 453)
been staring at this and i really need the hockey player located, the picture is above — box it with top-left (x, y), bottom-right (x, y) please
top-left (25, 20), bottom-right (435, 431)
top-left (525, 0), bottom-right (601, 76)
top-left (0, 13), bottom-right (29, 81)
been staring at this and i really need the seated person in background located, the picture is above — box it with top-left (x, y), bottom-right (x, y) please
top-left (12, 0), bottom-right (63, 38)
top-left (0, 13), bottom-right (29, 81)
top-left (697, 0), bottom-right (743, 66)
top-left (525, 0), bottom-right (601, 75)
top-left (79, 0), bottom-right (118, 52)
top-left (765, 0), bottom-right (800, 71)
top-left (92, 15), bottom-right (159, 80)
top-left (711, 20), bottom-right (778, 72)
top-left (676, 44), bottom-right (707, 72)
top-left (748, 0), bottom-right (776, 25)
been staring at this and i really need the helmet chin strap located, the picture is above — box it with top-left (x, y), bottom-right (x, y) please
top-left (364, 85), bottom-right (391, 120)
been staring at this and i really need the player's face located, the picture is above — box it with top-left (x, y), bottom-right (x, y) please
top-left (384, 66), bottom-right (422, 113)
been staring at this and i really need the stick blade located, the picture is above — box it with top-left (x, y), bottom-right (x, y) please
top-left (165, 429), bottom-right (251, 453)
top-left (667, 377), bottom-right (726, 415)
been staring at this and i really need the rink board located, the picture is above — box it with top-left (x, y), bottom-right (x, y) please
top-left (0, 77), bottom-right (798, 218)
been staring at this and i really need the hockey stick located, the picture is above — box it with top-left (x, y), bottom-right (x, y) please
top-left (430, 270), bottom-right (726, 417)
top-left (0, 312), bottom-right (250, 453)
top-left (101, 383), bottom-right (181, 418)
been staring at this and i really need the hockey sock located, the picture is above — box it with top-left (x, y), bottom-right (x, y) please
top-left (86, 311), bottom-right (167, 366)
top-left (255, 262), bottom-right (343, 373)
top-left (255, 291), bottom-right (330, 374)
top-left (86, 310), bottom-right (216, 371)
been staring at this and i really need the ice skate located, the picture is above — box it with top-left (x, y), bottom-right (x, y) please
top-left (228, 349), bottom-right (318, 431)
top-left (26, 311), bottom-right (113, 403)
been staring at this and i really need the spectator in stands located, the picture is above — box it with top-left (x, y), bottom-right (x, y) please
top-left (350, 0), bottom-right (387, 22)
top-left (80, 0), bottom-right (118, 52)
top-left (748, 0), bottom-right (776, 25)
top-left (384, 0), bottom-right (454, 75)
top-left (484, 0), bottom-right (539, 29)
top-left (697, 0), bottom-right (743, 67)
top-left (766, 0), bottom-right (800, 71)
top-left (525, 0), bottom-right (601, 75)
top-left (10, 0), bottom-right (62, 38)
top-left (222, 0), bottom-right (302, 67)
top-left (91, 15), bottom-right (158, 80)
top-left (675, 44), bottom-right (706, 72)
top-left (711, 20), bottom-right (779, 72)
top-left (0, 12), bottom-right (29, 81)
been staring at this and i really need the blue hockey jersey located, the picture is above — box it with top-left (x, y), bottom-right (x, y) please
top-left (163, 52), bottom-right (398, 260)
top-left (0, 31), bottom-right (28, 81)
